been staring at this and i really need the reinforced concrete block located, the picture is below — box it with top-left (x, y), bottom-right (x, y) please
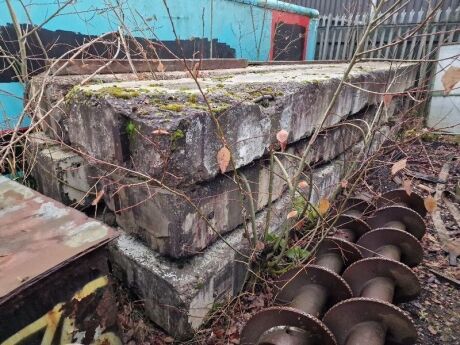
top-left (27, 133), bottom-right (96, 207)
top-left (64, 62), bottom-right (416, 186)
top-left (108, 156), bottom-right (347, 339)
top-left (102, 107), bottom-right (383, 258)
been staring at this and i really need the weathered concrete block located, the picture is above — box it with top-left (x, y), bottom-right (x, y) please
top-left (27, 133), bottom-right (96, 207)
top-left (64, 63), bottom-right (416, 186)
top-left (28, 70), bottom-right (198, 142)
top-left (108, 156), bottom-right (347, 339)
top-left (103, 107), bottom-right (384, 258)
top-left (108, 123), bottom-right (393, 339)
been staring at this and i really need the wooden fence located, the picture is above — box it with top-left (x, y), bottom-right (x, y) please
top-left (316, 7), bottom-right (460, 61)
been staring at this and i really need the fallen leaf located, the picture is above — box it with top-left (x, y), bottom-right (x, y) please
top-left (402, 179), bottom-right (412, 196)
top-left (428, 325), bottom-right (438, 335)
top-left (424, 195), bottom-right (437, 213)
top-left (163, 336), bottom-right (174, 343)
top-left (212, 327), bottom-right (225, 338)
top-left (295, 219), bottom-right (305, 231)
top-left (298, 180), bottom-right (309, 190)
top-left (92, 190), bottom-right (105, 206)
top-left (341, 180), bottom-right (348, 188)
top-left (383, 94), bottom-right (394, 107)
top-left (287, 210), bottom-right (298, 219)
top-left (152, 129), bottom-right (169, 135)
top-left (229, 336), bottom-right (240, 344)
top-left (318, 198), bottom-right (330, 216)
top-left (255, 241), bottom-right (265, 252)
top-left (226, 325), bottom-right (238, 335)
top-left (217, 146), bottom-right (231, 173)
top-left (251, 297), bottom-right (265, 308)
top-left (391, 158), bottom-right (407, 175)
top-left (441, 66), bottom-right (460, 95)
top-left (276, 129), bottom-right (289, 151)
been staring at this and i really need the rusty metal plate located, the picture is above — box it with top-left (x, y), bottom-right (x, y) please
top-left (376, 189), bottom-right (426, 217)
top-left (240, 306), bottom-right (336, 345)
top-left (323, 298), bottom-right (417, 345)
top-left (275, 265), bottom-right (352, 310)
top-left (342, 257), bottom-right (421, 303)
top-left (0, 176), bottom-right (117, 303)
top-left (314, 237), bottom-right (363, 269)
top-left (357, 228), bottom-right (423, 267)
top-left (366, 206), bottom-right (426, 239)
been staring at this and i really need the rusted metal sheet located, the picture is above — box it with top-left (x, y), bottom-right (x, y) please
top-left (0, 176), bottom-right (120, 344)
top-left (47, 58), bottom-right (248, 76)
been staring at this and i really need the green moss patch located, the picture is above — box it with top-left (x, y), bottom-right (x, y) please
top-left (159, 104), bottom-right (184, 112)
top-left (97, 86), bottom-right (141, 99)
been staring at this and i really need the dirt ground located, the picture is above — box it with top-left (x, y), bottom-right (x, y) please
top-left (115, 135), bottom-right (460, 345)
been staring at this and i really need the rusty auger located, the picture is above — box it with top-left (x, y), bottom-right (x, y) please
top-left (240, 189), bottom-right (427, 345)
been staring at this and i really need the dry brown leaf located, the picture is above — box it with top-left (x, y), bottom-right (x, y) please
top-left (441, 66), bottom-right (460, 95)
top-left (318, 198), bottom-right (330, 216)
top-left (298, 180), bottom-right (309, 189)
top-left (391, 158), bottom-right (407, 175)
top-left (340, 180), bottom-right (348, 188)
top-left (294, 219), bottom-right (305, 231)
top-left (428, 325), bottom-right (438, 335)
top-left (163, 336), bottom-right (174, 344)
top-left (217, 146), bottom-right (231, 173)
top-left (402, 179), bottom-right (412, 196)
top-left (383, 94), bottom-right (394, 107)
top-left (287, 210), bottom-right (298, 220)
top-left (445, 239), bottom-right (460, 256)
top-left (152, 129), bottom-right (169, 135)
top-left (255, 241), bottom-right (265, 252)
top-left (92, 190), bottom-right (105, 206)
top-left (424, 195), bottom-right (437, 213)
top-left (157, 61), bottom-right (165, 73)
top-left (212, 327), bottom-right (225, 338)
top-left (251, 296), bottom-right (265, 308)
top-left (276, 129), bottom-right (289, 151)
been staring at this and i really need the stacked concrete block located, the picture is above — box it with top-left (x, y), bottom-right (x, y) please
top-left (62, 62), bottom-right (416, 186)
top-left (108, 131), bottom-right (391, 339)
top-left (103, 105), bottom-right (388, 258)
top-left (26, 62), bottom-right (417, 339)
top-left (26, 132), bottom-right (97, 207)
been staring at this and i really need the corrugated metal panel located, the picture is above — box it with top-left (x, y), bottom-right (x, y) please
top-left (286, 0), bottom-right (459, 18)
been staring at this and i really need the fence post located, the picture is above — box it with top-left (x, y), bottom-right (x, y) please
top-left (321, 14), bottom-right (333, 60)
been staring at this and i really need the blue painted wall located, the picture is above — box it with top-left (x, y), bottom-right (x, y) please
top-left (0, 0), bottom-right (318, 130)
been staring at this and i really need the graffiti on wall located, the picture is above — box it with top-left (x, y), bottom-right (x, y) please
top-left (1, 276), bottom-right (121, 345)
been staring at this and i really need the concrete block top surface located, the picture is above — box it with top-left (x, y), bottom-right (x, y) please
top-left (0, 176), bottom-right (117, 303)
top-left (65, 62), bottom-right (416, 185)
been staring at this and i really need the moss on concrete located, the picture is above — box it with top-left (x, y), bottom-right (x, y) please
top-left (171, 129), bottom-right (185, 141)
top-left (125, 120), bottom-right (137, 137)
top-left (187, 94), bottom-right (199, 104)
top-left (96, 86), bottom-right (141, 99)
top-left (159, 104), bottom-right (184, 112)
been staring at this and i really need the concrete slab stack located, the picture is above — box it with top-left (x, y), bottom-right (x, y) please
top-left (27, 62), bottom-right (417, 339)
